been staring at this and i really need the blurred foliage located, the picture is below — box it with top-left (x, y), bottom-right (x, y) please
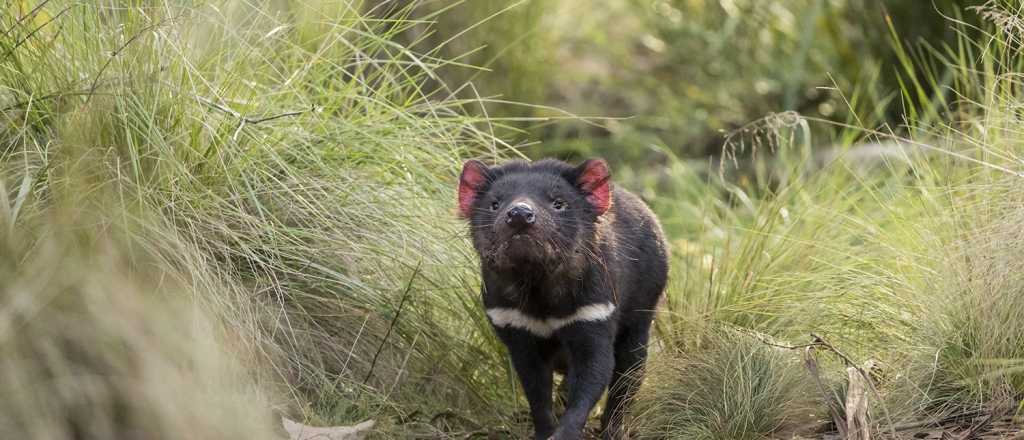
top-left (393, 0), bottom-right (980, 163)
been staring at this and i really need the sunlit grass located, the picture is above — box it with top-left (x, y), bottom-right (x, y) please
top-left (2, 1), bottom-right (1024, 439)
top-left (2, 0), bottom-right (517, 437)
top-left (632, 331), bottom-right (819, 440)
top-left (630, 2), bottom-right (1024, 435)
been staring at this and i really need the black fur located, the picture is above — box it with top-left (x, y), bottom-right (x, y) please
top-left (459, 158), bottom-right (669, 440)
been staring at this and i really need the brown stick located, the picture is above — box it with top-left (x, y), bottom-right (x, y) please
top-left (195, 95), bottom-right (316, 141)
top-left (809, 333), bottom-right (898, 439)
top-left (804, 346), bottom-right (847, 438)
top-left (958, 403), bottom-right (1013, 440)
top-left (85, 13), bottom-right (184, 105)
top-left (745, 331), bottom-right (898, 438)
top-left (845, 366), bottom-right (870, 440)
top-left (362, 262), bottom-right (420, 385)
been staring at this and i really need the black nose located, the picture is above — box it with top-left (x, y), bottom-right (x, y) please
top-left (506, 203), bottom-right (535, 229)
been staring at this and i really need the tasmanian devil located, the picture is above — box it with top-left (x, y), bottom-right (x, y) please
top-left (457, 158), bottom-right (669, 440)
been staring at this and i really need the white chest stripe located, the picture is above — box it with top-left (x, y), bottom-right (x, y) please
top-left (486, 303), bottom-right (616, 337)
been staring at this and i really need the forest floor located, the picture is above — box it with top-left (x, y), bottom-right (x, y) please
top-left (813, 411), bottom-right (1024, 440)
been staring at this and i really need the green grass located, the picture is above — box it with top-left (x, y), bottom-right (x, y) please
top-left (631, 331), bottom-right (820, 440)
top-left (629, 2), bottom-right (1024, 435)
top-left (410, 0), bottom-right (975, 162)
top-left (3, 0), bottom-right (1024, 439)
top-left (0, 215), bottom-right (279, 439)
top-left (2, 0), bottom-right (518, 437)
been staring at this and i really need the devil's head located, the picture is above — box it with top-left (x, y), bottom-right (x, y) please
top-left (457, 158), bottom-right (612, 274)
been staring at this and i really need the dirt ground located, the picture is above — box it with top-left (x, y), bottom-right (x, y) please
top-left (814, 413), bottom-right (1024, 440)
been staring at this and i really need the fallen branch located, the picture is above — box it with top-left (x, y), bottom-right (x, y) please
top-left (958, 403), bottom-right (1014, 440)
top-left (746, 330), bottom-right (898, 438)
top-left (282, 417), bottom-right (374, 440)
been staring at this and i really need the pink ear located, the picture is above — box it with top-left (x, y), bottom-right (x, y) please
top-left (575, 159), bottom-right (612, 215)
top-left (458, 160), bottom-right (489, 218)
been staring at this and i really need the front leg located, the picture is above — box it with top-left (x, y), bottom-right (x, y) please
top-left (496, 328), bottom-right (557, 440)
top-left (552, 322), bottom-right (615, 440)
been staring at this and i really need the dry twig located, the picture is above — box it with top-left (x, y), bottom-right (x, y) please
top-left (746, 331), bottom-right (898, 438)
top-left (196, 95), bottom-right (316, 141)
top-left (363, 262), bottom-right (421, 385)
top-left (85, 13), bottom-right (183, 104)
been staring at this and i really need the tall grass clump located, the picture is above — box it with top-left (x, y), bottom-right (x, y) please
top-left (628, 122), bottom-right (936, 436)
top-left (631, 331), bottom-right (819, 440)
top-left (650, 118), bottom-right (932, 352)
top-left (635, 1), bottom-right (1024, 434)
top-left (0, 209), bottom-right (278, 439)
top-left (907, 184), bottom-right (1024, 410)
top-left (887, 0), bottom-right (1024, 412)
top-left (2, 0), bottom-right (520, 436)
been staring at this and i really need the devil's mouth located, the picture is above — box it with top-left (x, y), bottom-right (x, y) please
top-left (503, 233), bottom-right (538, 248)
top-left (488, 233), bottom-right (548, 263)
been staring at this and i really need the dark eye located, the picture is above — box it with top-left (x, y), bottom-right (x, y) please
top-left (552, 199), bottom-right (567, 211)
top-left (490, 200), bottom-right (500, 211)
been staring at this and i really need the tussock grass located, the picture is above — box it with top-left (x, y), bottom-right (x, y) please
top-left (2, 0), bottom-right (518, 436)
top-left (0, 211), bottom-right (279, 439)
top-left (631, 2), bottom-right (1024, 436)
top-left (631, 331), bottom-right (819, 440)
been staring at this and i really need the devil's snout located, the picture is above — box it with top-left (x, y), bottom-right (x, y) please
top-left (505, 202), bottom-right (535, 230)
